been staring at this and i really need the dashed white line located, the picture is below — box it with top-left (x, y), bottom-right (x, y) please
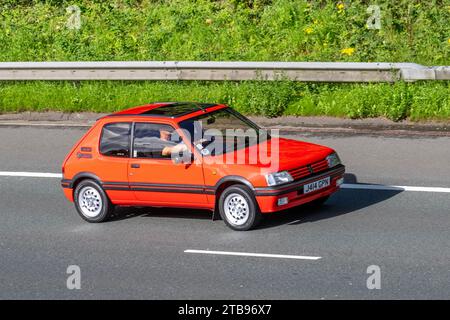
top-left (341, 183), bottom-right (450, 193)
top-left (0, 122), bottom-right (90, 127)
top-left (184, 249), bottom-right (322, 260)
top-left (1, 171), bottom-right (450, 193)
top-left (0, 171), bottom-right (62, 178)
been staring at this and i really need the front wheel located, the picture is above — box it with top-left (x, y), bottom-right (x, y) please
top-left (218, 185), bottom-right (261, 231)
top-left (73, 179), bottom-right (115, 223)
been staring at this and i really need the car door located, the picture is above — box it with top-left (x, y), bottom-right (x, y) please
top-left (95, 121), bottom-right (133, 201)
top-left (128, 121), bottom-right (208, 206)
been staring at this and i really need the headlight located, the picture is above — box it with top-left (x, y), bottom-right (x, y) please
top-left (326, 152), bottom-right (341, 168)
top-left (265, 171), bottom-right (294, 186)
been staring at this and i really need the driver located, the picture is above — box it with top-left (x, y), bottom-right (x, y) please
top-left (160, 129), bottom-right (189, 157)
top-left (160, 128), bottom-right (210, 157)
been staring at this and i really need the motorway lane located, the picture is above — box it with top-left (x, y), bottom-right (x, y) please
top-left (1, 126), bottom-right (450, 186)
top-left (0, 126), bottom-right (449, 299)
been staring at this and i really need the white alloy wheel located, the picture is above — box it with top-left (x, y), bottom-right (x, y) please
top-left (78, 186), bottom-right (103, 218)
top-left (223, 193), bottom-right (250, 226)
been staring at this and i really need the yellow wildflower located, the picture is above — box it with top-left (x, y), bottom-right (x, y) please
top-left (304, 27), bottom-right (313, 34)
top-left (337, 3), bottom-right (345, 11)
top-left (448, 38), bottom-right (450, 44)
top-left (341, 47), bottom-right (355, 56)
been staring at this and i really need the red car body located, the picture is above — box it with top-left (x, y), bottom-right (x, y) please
top-left (62, 102), bottom-right (345, 230)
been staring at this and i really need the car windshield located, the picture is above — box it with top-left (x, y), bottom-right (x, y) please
top-left (178, 108), bottom-right (270, 156)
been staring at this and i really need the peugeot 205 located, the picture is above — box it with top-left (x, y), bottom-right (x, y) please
top-left (61, 102), bottom-right (345, 231)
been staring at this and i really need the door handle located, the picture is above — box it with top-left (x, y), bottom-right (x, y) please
top-left (131, 163), bottom-right (140, 168)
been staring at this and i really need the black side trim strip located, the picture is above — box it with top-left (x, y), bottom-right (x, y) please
top-left (131, 187), bottom-right (214, 195)
top-left (102, 186), bottom-right (214, 195)
top-left (102, 181), bottom-right (130, 186)
top-left (103, 186), bottom-right (130, 191)
top-left (129, 182), bottom-right (208, 189)
top-left (61, 177), bottom-right (217, 194)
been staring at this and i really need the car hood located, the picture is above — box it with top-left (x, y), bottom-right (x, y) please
top-left (212, 137), bottom-right (334, 173)
top-left (257, 137), bottom-right (333, 171)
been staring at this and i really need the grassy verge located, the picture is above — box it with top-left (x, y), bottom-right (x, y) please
top-left (1, 81), bottom-right (449, 121)
top-left (0, 0), bottom-right (449, 64)
top-left (0, 1), bottom-right (448, 121)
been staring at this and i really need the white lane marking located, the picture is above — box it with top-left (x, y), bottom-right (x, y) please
top-left (341, 183), bottom-right (450, 193)
top-left (286, 219), bottom-right (302, 225)
top-left (1, 171), bottom-right (450, 194)
top-left (0, 171), bottom-right (62, 178)
top-left (184, 249), bottom-right (321, 260)
top-left (0, 122), bottom-right (90, 127)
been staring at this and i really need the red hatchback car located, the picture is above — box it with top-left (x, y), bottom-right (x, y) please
top-left (61, 102), bottom-right (345, 230)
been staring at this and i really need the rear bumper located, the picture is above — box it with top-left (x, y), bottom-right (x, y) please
top-left (61, 179), bottom-right (74, 202)
top-left (62, 187), bottom-right (74, 202)
top-left (255, 165), bottom-right (345, 213)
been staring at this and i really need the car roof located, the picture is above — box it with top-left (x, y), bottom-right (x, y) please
top-left (107, 102), bottom-right (220, 119)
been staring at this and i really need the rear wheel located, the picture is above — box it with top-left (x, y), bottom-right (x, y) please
top-left (218, 185), bottom-right (261, 231)
top-left (74, 179), bottom-right (114, 222)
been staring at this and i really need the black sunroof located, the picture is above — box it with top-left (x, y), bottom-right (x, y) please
top-left (141, 102), bottom-right (217, 117)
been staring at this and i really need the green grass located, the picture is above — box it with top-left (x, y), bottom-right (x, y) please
top-left (0, 1), bottom-right (449, 121)
top-left (1, 81), bottom-right (449, 121)
top-left (0, 0), bottom-right (448, 64)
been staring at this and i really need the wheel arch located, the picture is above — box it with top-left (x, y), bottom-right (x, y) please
top-left (213, 176), bottom-right (257, 219)
top-left (70, 172), bottom-right (103, 192)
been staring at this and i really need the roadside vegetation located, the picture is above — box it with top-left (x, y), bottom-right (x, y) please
top-left (1, 81), bottom-right (449, 121)
top-left (1, 0), bottom-right (448, 64)
top-left (0, 0), bottom-right (449, 121)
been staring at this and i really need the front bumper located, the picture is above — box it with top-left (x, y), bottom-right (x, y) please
top-left (255, 164), bottom-right (345, 213)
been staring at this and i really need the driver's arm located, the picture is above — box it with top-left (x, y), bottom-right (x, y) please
top-left (161, 143), bottom-right (188, 156)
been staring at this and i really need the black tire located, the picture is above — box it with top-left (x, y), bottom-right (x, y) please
top-left (73, 179), bottom-right (115, 223)
top-left (218, 185), bottom-right (261, 231)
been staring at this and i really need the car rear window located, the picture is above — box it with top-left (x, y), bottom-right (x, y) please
top-left (99, 122), bottom-right (131, 157)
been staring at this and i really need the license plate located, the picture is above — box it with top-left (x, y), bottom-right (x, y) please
top-left (303, 177), bottom-right (331, 194)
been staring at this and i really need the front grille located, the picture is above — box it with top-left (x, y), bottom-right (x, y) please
top-left (288, 158), bottom-right (329, 181)
top-left (311, 158), bottom-right (329, 173)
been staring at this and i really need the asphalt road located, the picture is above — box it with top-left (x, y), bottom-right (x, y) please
top-left (0, 126), bottom-right (449, 299)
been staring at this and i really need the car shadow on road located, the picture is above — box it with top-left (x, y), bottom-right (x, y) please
top-left (110, 206), bottom-right (212, 222)
top-left (256, 173), bottom-right (403, 230)
top-left (108, 173), bottom-right (403, 229)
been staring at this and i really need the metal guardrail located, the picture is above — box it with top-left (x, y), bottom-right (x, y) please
top-left (0, 61), bottom-right (448, 82)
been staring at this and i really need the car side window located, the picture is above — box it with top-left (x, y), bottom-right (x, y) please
top-left (99, 122), bottom-right (131, 157)
top-left (133, 122), bottom-right (184, 159)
